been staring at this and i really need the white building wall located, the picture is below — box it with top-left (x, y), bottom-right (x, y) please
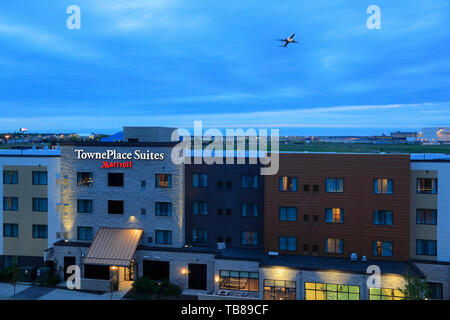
top-left (411, 161), bottom-right (450, 262)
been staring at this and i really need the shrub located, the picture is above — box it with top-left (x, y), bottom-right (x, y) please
top-left (132, 277), bottom-right (181, 296)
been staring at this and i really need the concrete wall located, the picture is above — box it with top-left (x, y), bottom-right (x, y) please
top-left (415, 262), bottom-right (450, 300)
top-left (123, 127), bottom-right (176, 143)
top-left (59, 145), bottom-right (185, 248)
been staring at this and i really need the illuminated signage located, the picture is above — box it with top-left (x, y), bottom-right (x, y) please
top-left (74, 149), bottom-right (165, 161)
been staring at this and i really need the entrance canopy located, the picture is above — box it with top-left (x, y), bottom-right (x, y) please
top-left (83, 228), bottom-right (143, 267)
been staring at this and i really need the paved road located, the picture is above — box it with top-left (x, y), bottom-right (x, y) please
top-left (13, 286), bottom-right (54, 300)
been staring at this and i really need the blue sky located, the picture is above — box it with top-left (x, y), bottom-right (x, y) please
top-left (0, 0), bottom-right (449, 135)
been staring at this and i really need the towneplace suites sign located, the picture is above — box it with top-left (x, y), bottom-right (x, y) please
top-left (74, 149), bottom-right (165, 168)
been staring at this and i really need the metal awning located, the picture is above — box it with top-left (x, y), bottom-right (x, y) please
top-left (83, 228), bottom-right (143, 267)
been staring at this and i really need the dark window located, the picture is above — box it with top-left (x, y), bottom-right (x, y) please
top-left (312, 245), bottom-right (318, 252)
top-left (417, 178), bottom-right (437, 194)
top-left (313, 185), bottom-right (319, 192)
top-left (325, 238), bottom-right (343, 254)
top-left (241, 175), bottom-right (258, 189)
top-left (373, 240), bottom-right (393, 257)
top-left (192, 229), bottom-right (208, 243)
top-left (128, 138), bottom-right (139, 142)
top-left (108, 173), bottom-right (124, 187)
top-left (217, 209), bottom-right (223, 215)
top-left (226, 181), bottom-right (232, 191)
top-left (226, 209), bottom-right (232, 216)
top-left (279, 207), bottom-right (297, 221)
top-left (325, 208), bottom-right (343, 224)
top-left (155, 230), bottom-right (172, 245)
top-left (77, 172), bottom-right (92, 186)
top-left (220, 270), bottom-right (259, 292)
top-left (141, 180), bottom-right (146, 188)
top-left (416, 240), bottom-right (437, 256)
top-left (373, 210), bottom-right (393, 225)
top-left (141, 208), bottom-right (146, 215)
top-left (428, 282), bottom-right (443, 300)
top-left (373, 179), bottom-right (393, 194)
top-left (279, 176), bottom-right (297, 192)
top-left (303, 215), bottom-right (309, 222)
top-left (279, 236), bottom-right (296, 251)
top-left (217, 237), bottom-right (223, 242)
top-left (77, 199), bottom-right (93, 213)
top-left (303, 244), bottom-right (309, 251)
top-left (241, 231), bottom-right (258, 245)
top-left (155, 202), bottom-right (172, 216)
top-left (264, 280), bottom-right (296, 300)
top-left (3, 224), bottom-right (18, 237)
top-left (217, 181), bottom-right (223, 189)
top-left (32, 225), bottom-right (48, 239)
top-left (226, 237), bottom-right (232, 245)
top-left (3, 171), bottom-right (18, 184)
top-left (241, 203), bottom-right (258, 217)
top-left (192, 201), bottom-right (208, 215)
top-left (108, 200), bottom-right (124, 214)
top-left (325, 178), bottom-right (344, 193)
top-left (416, 209), bottom-right (437, 225)
top-left (77, 227), bottom-right (93, 241)
top-left (313, 215), bottom-right (319, 222)
top-left (303, 184), bottom-right (310, 192)
top-left (32, 171), bottom-right (47, 185)
top-left (3, 197), bottom-right (18, 211)
top-left (192, 173), bottom-right (208, 187)
top-left (155, 174), bottom-right (172, 188)
top-left (33, 198), bottom-right (48, 212)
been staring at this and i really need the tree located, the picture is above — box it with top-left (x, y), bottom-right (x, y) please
top-left (400, 271), bottom-right (431, 300)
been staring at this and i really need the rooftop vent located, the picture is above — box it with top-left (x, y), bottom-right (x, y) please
top-left (350, 253), bottom-right (358, 262)
top-left (217, 242), bottom-right (226, 250)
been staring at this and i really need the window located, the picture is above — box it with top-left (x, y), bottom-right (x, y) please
top-left (373, 210), bottom-right (393, 226)
top-left (428, 282), bottom-right (443, 300)
top-left (77, 199), bottom-right (93, 213)
top-left (32, 225), bottom-right (47, 239)
top-left (32, 198), bottom-right (48, 212)
top-left (279, 176), bottom-right (297, 192)
top-left (192, 229), bottom-right (208, 243)
top-left (241, 203), bottom-right (258, 217)
top-left (217, 209), bottom-right (223, 215)
top-left (417, 178), bottom-right (437, 194)
top-left (2, 256), bottom-right (18, 268)
top-left (325, 178), bottom-right (344, 193)
top-left (226, 209), bottom-right (232, 216)
top-left (3, 224), bottom-right (18, 237)
top-left (217, 181), bottom-right (223, 189)
top-left (303, 245), bottom-right (309, 251)
top-left (226, 237), bottom-right (232, 245)
top-left (279, 207), bottom-right (297, 221)
top-left (312, 245), bottom-right (318, 252)
top-left (369, 288), bottom-right (404, 300)
top-left (279, 236), bottom-right (296, 251)
top-left (416, 209), bottom-right (437, 225)
top-left (264, 280), bottom-right (296, 300)
top-left (306, 282), bottom-right (360, 300)
top-left (325, 208), bottom-right (343, 224)
top-left (373, 179), bottom-right (393, 194)
top-left (192, 201), bottom-right (208, 215)
top-left (313, 215), bottom-right (319, 222)
top-left (155, 202), bottom-right (172, 216)
top-left (108, 173), bottom-right (124, 187)
top-left (303, 215), bottom-right (309, 222)
top-left (241, 175), bottom-right (258, 189)
top-left (140, 180), bottom-right (146, 188)
top-left (373, 240), bottom-right (393, 257)
top-left (192, 173), bottom-right (208, 187)
top-left (155, 174), bottom-right (172, 188)
top-left (226, 181), bottom-right (232, 191)
top-left (77, 172), bottom-right (92, 186)
top-left (108, 200), bottom-right (124, 214)
top-left (3, 170), bottom-right (18, 184)
top-left (303, 184), bottom-right (310, 192)
top-left (416, 240), bottom-right (437, 256)
top-left (325, 238), bottom-right (343, 254)
top-left (32, 171), bottom-right (47, 185)
top-left (313, 185), bottom-right (319, 192)
top-left (241, 231), bottom-right (258, 245)
top-left (155, 230), bottom-right (171, 245)
top-left (220, 271), bottom-right (259, 292)
top-left (141, 208), bottom-right (146, 215)
top-left (3, 197), bottom-right (18, 211)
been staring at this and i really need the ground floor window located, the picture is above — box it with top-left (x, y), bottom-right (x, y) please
top-left (264, 280), bottom-right (296, 300)
top-left (2, 256), bottom-right (18, 268)
top-left (124, 260), bottom-right (136, 281)
top-left (305, 282), bottom-right (360, 300)
top-left (428, 282), bottom-right (443, 300)
top-left (369, 288), bottom-right (404, 300)
top-left (219, 270), bottom-right (259, 292)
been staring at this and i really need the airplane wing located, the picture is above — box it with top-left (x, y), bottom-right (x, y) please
top-left (284, 41), bottom-right (289, 47)
top-left (289, 33), bottom-right (295, 39)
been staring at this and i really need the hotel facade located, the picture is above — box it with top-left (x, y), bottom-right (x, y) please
top-left (1, 127), bottom-right (449, 300)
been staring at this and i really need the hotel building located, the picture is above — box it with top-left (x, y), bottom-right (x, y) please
top-left (0, 148), bottom-right (60, 269)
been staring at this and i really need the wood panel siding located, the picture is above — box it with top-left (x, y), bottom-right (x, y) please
top-left (264, 153), bottom-right (410, 261)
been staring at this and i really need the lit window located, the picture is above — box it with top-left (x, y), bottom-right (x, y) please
top-left (279, 176), bottom-right (297, 192)
top-left (264, 280), bottom-right (296, 300)
top-left (373, 179), bottom-right (393, 194)
top-left (155, 174), bottom-right (172, 188)
top-left (373, 240), bottom-right (393, 257)
top-left (305, 282), bottom-right (360, 300)
top-left (220, 270), bottom-right (259, 292)
top-left (325, 238), bottom-right (343, 254)
top-left (416, 178), bottom-right (437, 194)
top-left (325, 208), bottom-right (343, 223)
top-left (77, 172), bottom-right (92, 186)
top-left (369, 288), bottom-right (404, 300)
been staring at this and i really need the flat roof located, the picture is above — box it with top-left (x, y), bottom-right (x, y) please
top-left (0, 149), bottom-right (60, 157)
top-left (60, 141), bottom-right (178, 147)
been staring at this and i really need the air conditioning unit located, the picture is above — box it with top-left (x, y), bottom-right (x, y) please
top-left (217, 242), bottom-right (226, 250)
top-left (350, 253), bottom-right (358, 262)
top-left (268, 251), bottom-right (279, 258)
top-left (361, 256), bottom-right (368, 263)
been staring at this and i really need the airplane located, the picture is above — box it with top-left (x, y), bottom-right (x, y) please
top-left (276, 33), bottom-right (299, 47)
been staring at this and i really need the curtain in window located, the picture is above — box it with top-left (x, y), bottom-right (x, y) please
top-left (192, 174), bottom-right (199, 187)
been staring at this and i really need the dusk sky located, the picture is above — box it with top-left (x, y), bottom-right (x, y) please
top-left (0, 0), bottom-right (449, 135)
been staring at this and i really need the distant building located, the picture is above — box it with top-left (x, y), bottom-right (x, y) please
top-left (390, 131), bottom-right (417, 139)
top-left (418, 127), bottom-right (450, 144)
